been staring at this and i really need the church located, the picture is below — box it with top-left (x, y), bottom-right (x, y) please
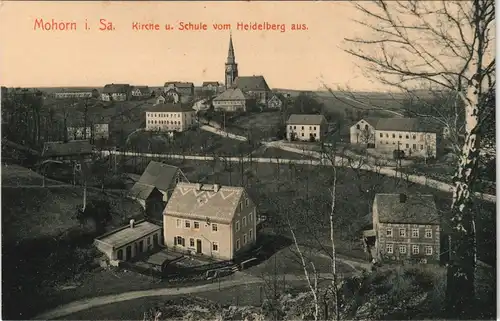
top-left (221, 33), bottom-right (272, 107)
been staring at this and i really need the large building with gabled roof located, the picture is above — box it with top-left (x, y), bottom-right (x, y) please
top-left (286, 114), bottom-right (328, 142)
top-left (350, 117), bottom-right (442, 158)
top-left (212, 87), bottom-right (255, 112)
top-left (163, 182), bottom-right (257, 260)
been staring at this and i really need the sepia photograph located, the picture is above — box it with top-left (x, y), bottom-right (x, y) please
top-left (0, 1), bottom-right (496, 320)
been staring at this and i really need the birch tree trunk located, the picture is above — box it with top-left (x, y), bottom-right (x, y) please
top-left (446, 75), bottom-right (482, 314)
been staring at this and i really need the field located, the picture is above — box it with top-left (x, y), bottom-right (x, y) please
top-left (224, 111), bottom-right (285, 141)
top-left (125, 129), bottom-right (258, 157)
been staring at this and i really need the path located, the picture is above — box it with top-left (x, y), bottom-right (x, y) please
top-left (98, 150), bottom-right (496, 203)
top-left (33, 272), bottom-right (338, 320)
top-left (200, 125), bottom-right (248, 141)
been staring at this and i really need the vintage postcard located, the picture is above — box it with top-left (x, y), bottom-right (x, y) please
top-left (0, 1), bottom-right (496, 320)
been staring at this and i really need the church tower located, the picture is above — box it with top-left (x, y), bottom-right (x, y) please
top-left (225, 32), bottom-right (238, 89)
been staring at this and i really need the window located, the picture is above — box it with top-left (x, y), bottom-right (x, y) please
top-left (405, 143), bottom-right (409, 148)
top-left (412, 135), bottom-right (416, 139)
top-left (420, 145), bottom-right (424, 150)
top-left (309, 126), bottom-right (312, 130)
top-left (380, 133), bottom-right (383, 138)
top-left (399, 245), bottom-right (407, 254)
top-left (412, 144), bottom-right (416, 149)
top-left (314, 126), bottom-right (317, 130)
top-left (386, 243), bottom-right (394, 254)
top-left (313, 133), bottom-right (317, 137)
top-left (425, 229), bottom-right (432, 238)
top-left (175, 236), bottom-right (184, 247)
top-left (194, 221), bottom-right (200, 229)
top-left (356, 124), bottom-right (360, 129)
top-left (406, 135), bottom-right (409, 139)
top-left (240, 203), bottom-right (243, 211)
top-left (301, 126), bottom-right (304, 130)
top-left (399, 134), bottom-right (402, 139)
top-left (399, 228), bottom-right (406, 237)
top-left (242, 217), bottom-right (247, 227)
top-left (249, 229), bottom-right (253, 240)
top-left (245, 198), bottom-right (249, 206)
top-left (212, 242), bottom-right (219, 252)
top-left (190, 238), bottom-right (195, 247)
top-left (301, 133), bottom-right (304, 137)
top-left (176, 219), bottom-right (181, 228)
top-left (412, 245), bottom-right (419, 254)
top-left (147, 237), bottom-right (151, 245)
top-left (249, 212), bottom-right (253, 222)
top-left (289, 126), bottom-right (292, 130)
top-left (185, 220), bottom-right (191, 228)
top-left (243, 234), bottom-right (247, 244)
top-left (236, 239), bottom-right (240, 250)
top-left (386, 228), bottom-right (393, 237)
top-left (412, 228), bottom-right (419, 238)
top-left (235, 221), bottom-right (240, 231)
top-left (392, 134), bottom-right (395, 138)
top-left (425, 245), bottom-right (433, 255)
top-left (386, 133), bottom-right (389, 138)
top-left (293, 126), bottom-right (296, 129)
top-left (364, 125), bottom-right (368, 130)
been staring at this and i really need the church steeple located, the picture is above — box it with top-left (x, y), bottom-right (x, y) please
top-left (227, 31), bottom-right (235, 64)
top-left (225, 32), bottom-right (238, 89)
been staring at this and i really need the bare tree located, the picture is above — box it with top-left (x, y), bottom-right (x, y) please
top-left (341, 1), bottom-right (495, 316)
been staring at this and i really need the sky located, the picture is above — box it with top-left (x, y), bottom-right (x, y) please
top-left (0, 1), bottom-right (393, 91)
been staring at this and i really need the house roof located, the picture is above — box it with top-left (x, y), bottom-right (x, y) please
top-left (164, 182), bottom-right (247, 224)
top-left (136, 161), bottom-right (181, 191)
top-left (134, 86), bottom-right (150, 91)
top-left (42, 140), bottom-right (93, 157)
top-left (128, 183), bottom-right (158, 200)
top-left (359, 117), bottom-right (440, 133)
top-left (374, 194), bottom-right (439, 224)
top-left (95, 220), bottom-right (162, 249)
top-left (164, 82), bottom-right (194, 88)
top-left (103, 84), bottom-right (131, 94)
top-left (234, 76), bottom-right (270, 92)
top-left (148, 103), bottom-right (194, 113)
top-left (213, 88), bottom-right (247, 101)
top-left (202, 82), bottom-right (220, 87)
top-left (287, 114), bottom-right (327, 125)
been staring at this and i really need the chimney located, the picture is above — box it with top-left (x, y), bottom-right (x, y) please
top-left (130, 219), bottom-right (135, 229)
top-left (196, 183), bottom-right (202, 191)
top-left (399, 193), bottom-right (407, 203)
top-left (213, 184), bottom-right (220, 192)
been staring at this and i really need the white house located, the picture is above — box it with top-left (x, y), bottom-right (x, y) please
top-left (350, 118), bottom-right (441, 158)
top-left (145, 103), bottom-right (196, 133)
top-left (286, 114), bottom-right (328, 142)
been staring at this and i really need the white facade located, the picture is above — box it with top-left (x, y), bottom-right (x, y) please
top-left (146, 110), bottom-right (196, 132)
top-left (55, 92), bottom-right (92, 99)
top-left (287, 124), bottom-right (325, 142)
top-left (101, 93), bottom-right (127, 101)
top-left (350, 119), bottom-right (376, 145)
top-left (375, 131), bottom-right (437, 158)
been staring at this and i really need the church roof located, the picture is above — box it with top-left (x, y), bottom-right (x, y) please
top-left (213, 88), bottom-right (248, 101)
top-left (234, 76), bottom-right (271, 92)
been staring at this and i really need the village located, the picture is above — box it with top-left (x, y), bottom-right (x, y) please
top-left (1, 29), bottom-right (496, 321)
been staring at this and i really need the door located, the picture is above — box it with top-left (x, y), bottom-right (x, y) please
top-left (196, 239), bottom-right (202, 254)
top-left (139, 240), bottom-right (144, 253)
top-left (153, 234), bottom-right (159, 247)
top-left (125, 246), bottom-right (132, 260)
top-left (117, 249), bottom-right (123, 260)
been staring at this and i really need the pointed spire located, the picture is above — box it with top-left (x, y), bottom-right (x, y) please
top-left (227, 31), bottom-right (235, 63)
